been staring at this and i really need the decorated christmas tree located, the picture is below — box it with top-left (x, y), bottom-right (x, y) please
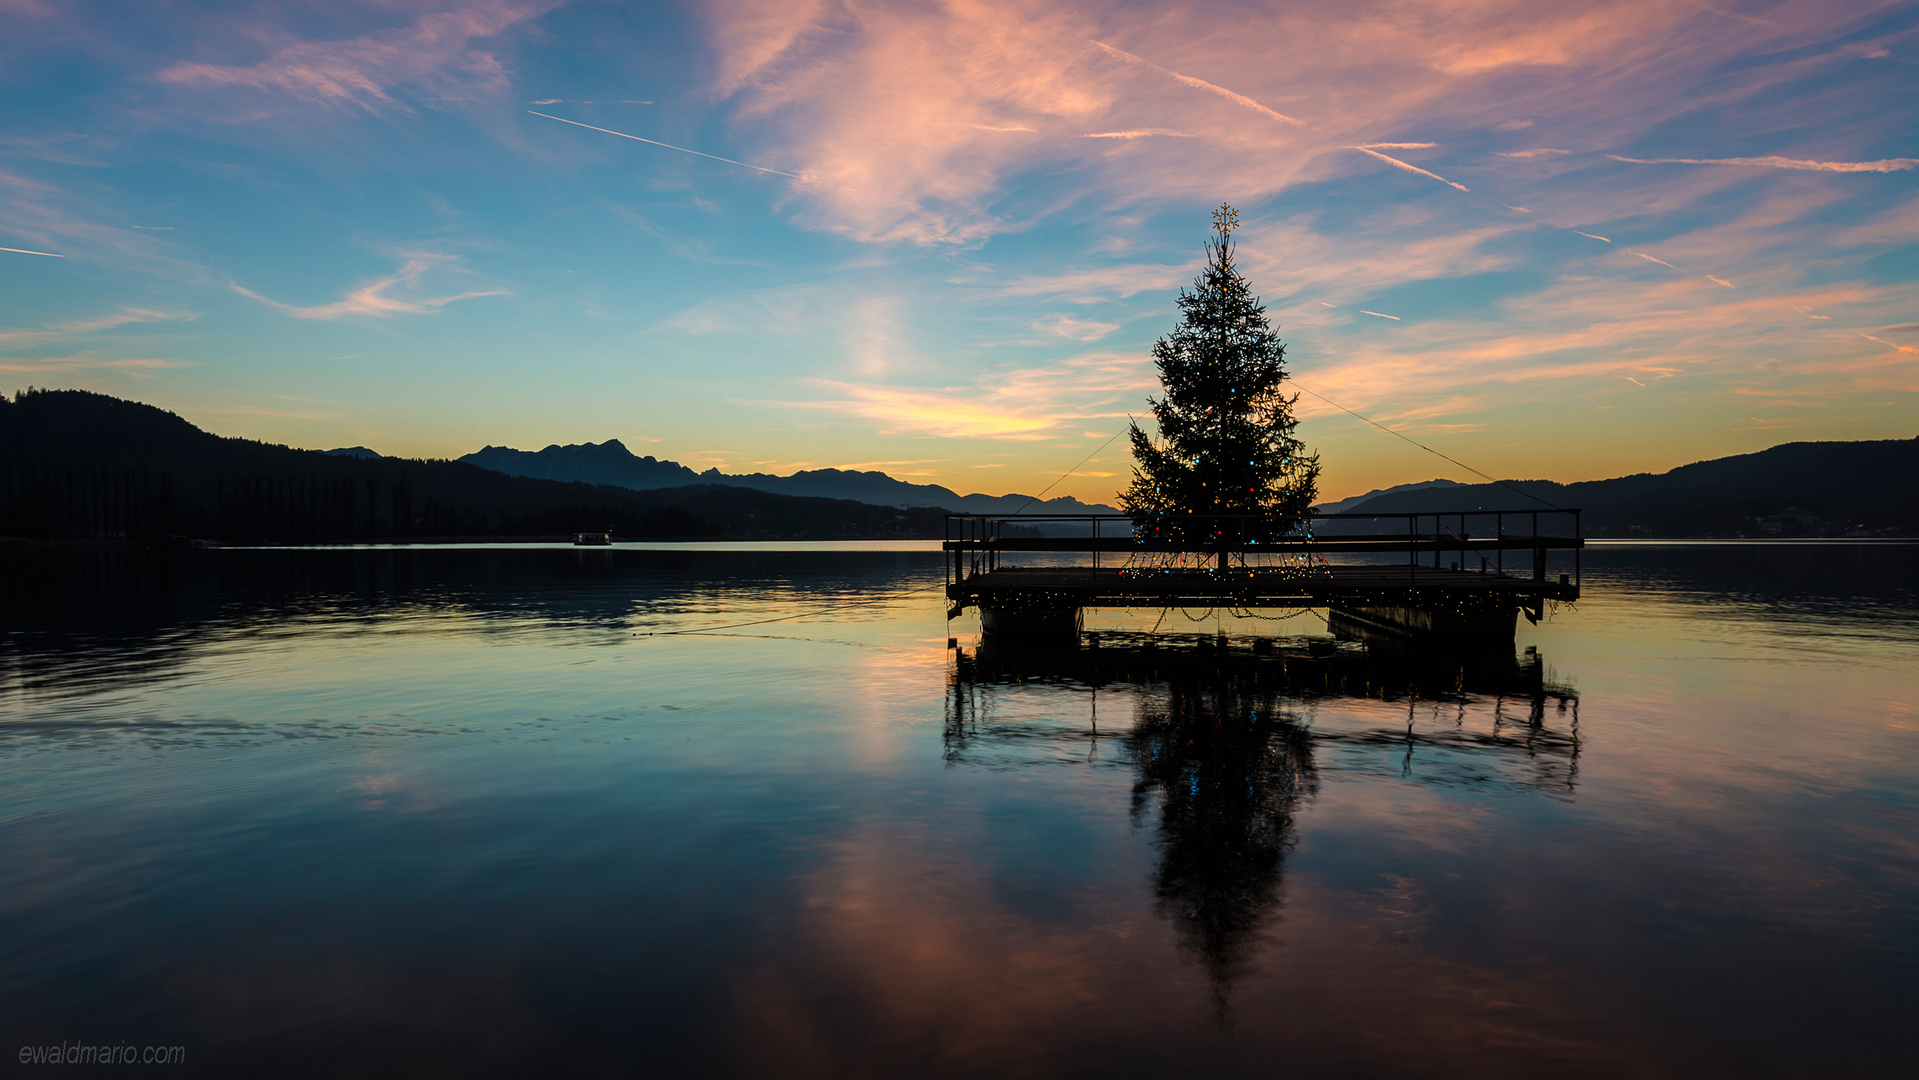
top-left (1121, 205), bottom-right (1319, 562)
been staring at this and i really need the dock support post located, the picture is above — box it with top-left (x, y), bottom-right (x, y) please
top-left (981, 606), bottom-right (1082, 640)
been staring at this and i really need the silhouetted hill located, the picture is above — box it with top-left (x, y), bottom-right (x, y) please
top-left (463, 441), bottom-right (699, 489)
top-left (1335, 438), bottom-right (1919, 537)
top-left (459, 439), bottom-right (1120, 517)
top-left (1314, 478), bottom-right (1459, 514)
top-left (0, 391), bottom-right (953, 543)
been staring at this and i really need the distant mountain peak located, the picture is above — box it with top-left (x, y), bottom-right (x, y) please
top-left (457, 438), bottom-right (1123, 519)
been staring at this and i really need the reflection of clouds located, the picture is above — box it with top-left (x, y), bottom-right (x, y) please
top-left (733, 639), bottom-right (1613, 1070)
top-left (734, 822), bottom-right (1639, 1074)
top-left (733, 822), bottom-right (1132, 1076)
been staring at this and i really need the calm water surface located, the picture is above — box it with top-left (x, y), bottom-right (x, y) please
top-left (2, 542), bottom-right (1915, 1077)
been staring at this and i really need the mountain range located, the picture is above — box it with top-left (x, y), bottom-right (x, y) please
top-left (4, 389), bottom-right (1913, 542)
top-left (458, 440), bottom-right (1121, 516)
top-left (1315, 438), bottom-right (1918, 537)
top-left (0, 391), bottom-right (956, 544)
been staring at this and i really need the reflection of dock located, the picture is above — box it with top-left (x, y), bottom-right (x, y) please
top-left (946, 632), bottom-right (1581, 792)
top-left (944, 632), bottom-right (1580, 1017)
top-left (945, 511), bottom-right (1583, 640)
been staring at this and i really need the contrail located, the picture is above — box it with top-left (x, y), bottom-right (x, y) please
top-left (1360, 310), bottom-right (1402, 320)
top-left (1091, 42), bottom-right (1304, 125)
top-left (1351, 147), bottom-right (1469, 192)
top-left (1608, 154), bottom-right (1918, 173)
top-left (2, 246), bottom-right (64, 257)
top-left (1082, 129), bottom-right (1192, 139)
top-left (1634, 252), bottom-right (1678, 269)
top-left (1574, 231), bottom-right (1612, 243)
top-left (529, 111), bottom-right (818, 184)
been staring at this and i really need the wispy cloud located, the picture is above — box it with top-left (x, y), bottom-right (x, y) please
top-left (1608, 154), bottom-right (1919, 173)
top-left (988, 260), bottom-right (1201, 303)
top-left (0, 307), bottom-right (195, 350)
top-left (788, 351), bottom-right (1152, 441)
top-left (1495, 148), bottom-right (1571, 159)
top-left (154, 1), bottom-right (557, 113)
top-left (1033, 314), bottom-right (1120, 341)
top-left (1857, 332), bottom-right (1919, 354)
top-left (0, 354), bottom-right (185, 375)
top-left (233, 256), bottom-right (504, 319)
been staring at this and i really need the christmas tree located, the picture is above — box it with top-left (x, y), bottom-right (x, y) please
top-left (1121, 205), bottom-right (1319, 562)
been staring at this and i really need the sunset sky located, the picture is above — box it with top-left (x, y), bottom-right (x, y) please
top-left (3, 0), bottom-right (1916, 503)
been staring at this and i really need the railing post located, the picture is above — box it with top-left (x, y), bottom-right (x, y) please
top-left (1412, 514), bottom-right (1427, 583)
top-left (1532, 510), bottom-right (1543, 581)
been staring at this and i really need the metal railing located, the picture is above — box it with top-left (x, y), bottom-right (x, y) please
top-left (943, 509), bottom-right (1582, 589)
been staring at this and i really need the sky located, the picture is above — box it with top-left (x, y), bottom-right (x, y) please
top-left (2, 0), bottom-right (1916, 504)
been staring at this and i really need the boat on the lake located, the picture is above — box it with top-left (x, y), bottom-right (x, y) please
top-left (573, 531), bottom-right (612, 546)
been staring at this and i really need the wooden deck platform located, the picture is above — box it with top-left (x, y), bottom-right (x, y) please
top-left (942, 510), bottom-right (1584, 640)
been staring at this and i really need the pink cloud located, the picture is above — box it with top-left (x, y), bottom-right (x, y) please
top-left (785, 351), bottom-right (1153, 441)
top-left (232, 255), bottom-right (505, 319)
top-left (700, 0), bottom-right (1898, 247)
top-left (154, 2), bottom-right (558, 113)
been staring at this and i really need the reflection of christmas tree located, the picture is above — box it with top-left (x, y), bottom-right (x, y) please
top-left (1128, 668), bottom-right (1318, 1024)
top-left (1122, 204), bottom-right (1320, 560)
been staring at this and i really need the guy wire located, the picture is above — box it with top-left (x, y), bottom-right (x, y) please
top-left (1290, 381), bottom-right (1565, 511)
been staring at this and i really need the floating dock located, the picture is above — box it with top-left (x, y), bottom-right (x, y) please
top-left (944, 510), bottom-right (1583, 642)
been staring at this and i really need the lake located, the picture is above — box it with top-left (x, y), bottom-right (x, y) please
top-left (2, 542), bottom-right (1915, 1077)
